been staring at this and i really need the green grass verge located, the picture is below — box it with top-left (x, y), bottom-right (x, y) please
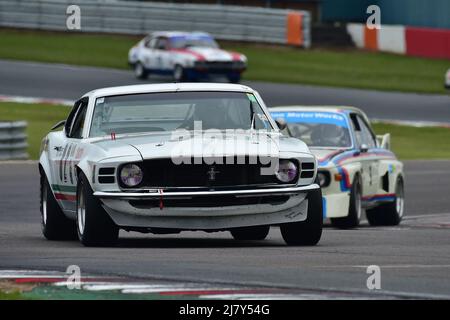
top-left (0, 102), bottom-right (70, 159)
top-left (1, 102), bottom-right (449, 160)
top-left (372, 123), bottom-right (450, 160)
top-left (0, 290), bottom-right (26, 300)
top-left (1, 29), bottom-right (449, 94)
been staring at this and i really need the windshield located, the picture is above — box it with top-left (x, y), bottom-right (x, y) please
top-left (271, 111), bottom-right (352, 148)
top-left (169, 35), bottom-right (219, 49)
top-left (90, 91), bottom-right (273, 137)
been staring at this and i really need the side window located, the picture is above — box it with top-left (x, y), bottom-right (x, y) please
top-left (68, 99), bottom-right (88, 139)
top-left (357, 115), bottom-right (376, 148)
top-left (349, 113), bottom-right (362, 147)
top-left (155, 37), bottom-right (168, 50)
top-left (350, 113), bottom-right (376, 148)
top-left (65, 100), bottom-right (82, 136)
top-left (144, 37), bottom-right (154, 48)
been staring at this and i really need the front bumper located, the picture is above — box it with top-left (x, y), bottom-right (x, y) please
top-left (94, 184), bottom-right (319, 230)
top-left (322, 192), bottom-right (350, 218)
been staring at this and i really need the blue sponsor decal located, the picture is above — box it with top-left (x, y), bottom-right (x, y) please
top-left (322, 197), bottom-right (327, 218)
top-left (271, 111), bottom-right (348, 128)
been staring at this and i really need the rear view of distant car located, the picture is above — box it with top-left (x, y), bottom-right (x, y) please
top-left (128, 31), bottom-right (247, 83)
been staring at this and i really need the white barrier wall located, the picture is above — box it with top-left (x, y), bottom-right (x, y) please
top-left (378, 25), bottom-right (406, 54)
top-left (346, 23), bottom-right (365, 48)
top-left (347, 23), bottom-right (406, 55)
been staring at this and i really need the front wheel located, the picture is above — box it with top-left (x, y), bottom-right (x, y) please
top-left (280, 188), bottom-right (323, 246)
top-left (366, 176), bottom-right (405, 226)
top-left (230, 225), bottom-right (270, 241)
top-left (76, 172), bottom-right (119, 247)
top-left (134, 62), bottom-right (149, 79)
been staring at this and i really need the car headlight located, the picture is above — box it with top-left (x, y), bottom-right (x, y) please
top-left (275, 160), bottom-right (298, 183)
top-left (316, 171), bottom-right (330, 187)
top-left (120, 164), bottom-right (143, 187)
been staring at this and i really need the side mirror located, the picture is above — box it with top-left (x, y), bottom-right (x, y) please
top-left (360, 144), bottom-right (369, 153)
top-left (51, 120), bottom-right (66, 131)
top-left (274, 118), bottom-right (287, 130)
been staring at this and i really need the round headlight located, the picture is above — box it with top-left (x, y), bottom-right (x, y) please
top-left (275, 160), bottom-right (298, 183)
top-left (120, 164), bottom-right (143, 187)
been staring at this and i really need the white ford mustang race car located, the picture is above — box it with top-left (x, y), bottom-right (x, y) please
top-left (128, 32), bottom-right (247, 83)
top-left (271, 106), bottom-right (405, 229)
top-left (39, 83), bottom-right (322, 246)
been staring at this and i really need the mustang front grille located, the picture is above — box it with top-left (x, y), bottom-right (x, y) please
top-left (120, 158), bottom-right (301, 189)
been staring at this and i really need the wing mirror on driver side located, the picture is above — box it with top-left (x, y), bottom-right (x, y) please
top-left (51, 120), bottom-right (66, 131)
top-left (360, 144), bottom-right (369, 153)
top-left (274, 118), bottom-right (287, 130)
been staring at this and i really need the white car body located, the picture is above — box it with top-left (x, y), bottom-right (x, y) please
top-left (39, 83), bottom-right (322, 246)
top-left (128, 32), bottom-right (247, 82)
top-left (271, 106), bottom-right (405, 228)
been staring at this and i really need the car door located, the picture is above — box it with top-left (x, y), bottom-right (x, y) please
top-left (152, 36), bottom-right (171, 71)
top-left (51, 98), bottom-right (88, 213)
top-left (349, 113), bottom-right (379, 198)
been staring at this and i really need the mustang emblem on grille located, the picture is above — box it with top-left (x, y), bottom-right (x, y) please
top-left (207, 166), bottom-right (220, 181)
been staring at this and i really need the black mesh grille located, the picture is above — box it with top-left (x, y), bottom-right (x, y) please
top-left (130, 158), bottom-right (284, 188)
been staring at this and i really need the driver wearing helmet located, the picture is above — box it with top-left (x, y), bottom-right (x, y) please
top-left (311, 124), bottom-right (350, 147)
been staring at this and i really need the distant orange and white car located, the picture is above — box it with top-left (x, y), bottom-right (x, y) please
top-left (271, 106), bottom-right (405, 229)
top-left (128, 31), bottom-right (247, 83)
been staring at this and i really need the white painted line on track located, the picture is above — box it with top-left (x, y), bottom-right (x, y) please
top-left (122, 287), bottom-right (236, 294)
top-left (372, 118), bottom-right (450, 128)
top-left (0, 94), bottom-right (73, 106)
top-left (0, 160), bottom-right (38, 165)
top-left (199, 293), bottom-right (324, 300)
top-left (352, 265), bottom-right (450, 269)
top-left (0, 270), bottom-right (67, 278)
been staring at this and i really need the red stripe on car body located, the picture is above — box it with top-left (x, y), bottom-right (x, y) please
top-left (169, 49), bottom-right (205, 61)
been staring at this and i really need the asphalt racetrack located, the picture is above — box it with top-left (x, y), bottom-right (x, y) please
top-left (1, 59), bottom-right (450, 123)
top-left (0, 59), bottom-right (450, 298)
top-left (0, 161), bottom-right (449, 298)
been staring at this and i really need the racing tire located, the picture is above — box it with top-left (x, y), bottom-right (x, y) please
top-left (76, 172), bottom-right (119, 247)
top-left (280, 188), bottom-right (323, 246)
top-left (173, 64), bottom-right (186, 82)
top-left (230, 225), bottom-right (270, 241)
top-left (134, 62), bottom-right (149, 80)
top-left (330, 175), bottom-right (362, 229)
top-left (366, 176), bottom-right (404, 226)
top-left (40, 173), bottom-right (78, 241)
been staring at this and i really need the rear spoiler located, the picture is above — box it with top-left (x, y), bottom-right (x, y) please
top-left (376, 133), bottom-right (391, 150)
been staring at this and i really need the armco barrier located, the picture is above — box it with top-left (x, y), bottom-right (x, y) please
top-left (0, 0), bottom-right (311, 48)
top-left (0, 121), bottom-right (28, 160)
top-left (347, 23), bottom-right (450, 59)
